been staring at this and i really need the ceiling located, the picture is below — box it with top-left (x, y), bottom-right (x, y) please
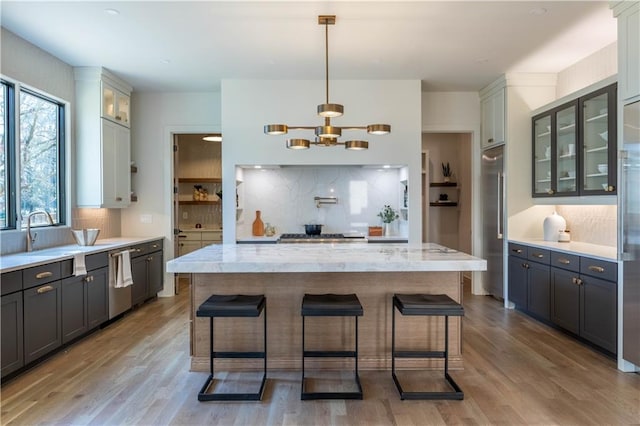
top-left (0, 1), bottom-right (617, 93)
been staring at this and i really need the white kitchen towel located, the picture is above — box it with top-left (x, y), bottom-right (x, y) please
top-left (116, 250), bottom-right (134, 288)
top-left (73, 253), bottom-right (87, 276)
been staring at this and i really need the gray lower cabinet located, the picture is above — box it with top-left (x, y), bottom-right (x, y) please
top-left (510, 242), bottom-right (617, 354)
top-left (87, 266), bottom-right (109, 329)
top-left (23, 281), bottom-right (62, 364)
top-left (62, 258), bottom-right (110, 344)
top-left (551, 267), bottom-right (580, 334)
top-left (62, 274), bottom-right (88, 343)
top-left (507, 243), bottom-right (550, 320)
top-left (1, 291), bottom-right (24, 377)
top-left (550, 254), bottom-right (617, 353)
top-left (527, 261), bottom-right (550, 320)
top-left (131, 240), bottom-right (164, 305)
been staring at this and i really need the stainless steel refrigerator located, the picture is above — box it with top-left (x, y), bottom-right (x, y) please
top-left (481, 145), bottom-right (505, 299)
top-left (621, 100), bottom-right (640, 367)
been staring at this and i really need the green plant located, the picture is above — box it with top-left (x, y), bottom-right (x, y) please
top-left (442, 162), bottom-right (452, 178)
top-left (377, 205), bottom-right (399, 223)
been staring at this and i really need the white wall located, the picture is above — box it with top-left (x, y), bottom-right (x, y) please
top-left (556, 42), bottom-right (617, 98)
top-left (221, 79), bottom-right (422, 243)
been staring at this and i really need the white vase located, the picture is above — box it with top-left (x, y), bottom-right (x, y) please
top-left (543, 211), bottom-right (566, 241)
top-left (384, 222), bottom-right (393, 236)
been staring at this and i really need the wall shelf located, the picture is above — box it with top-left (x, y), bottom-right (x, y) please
top-left (430, 182), bottom-right (457, 187)
top-left (179, 177), bottom-right (222, 183)
top-left (179, 200), bottom-right (220, 205)
top-left (429, 202), bottom-right (458, 207)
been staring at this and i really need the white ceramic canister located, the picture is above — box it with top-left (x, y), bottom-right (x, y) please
top-left (543, 211), bottom-right (566, 241)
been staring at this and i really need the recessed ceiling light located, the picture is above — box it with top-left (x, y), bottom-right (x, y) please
top-left (529, 7), bottom-right (547, 16)
top-left (254, 165), bottom-right (262, 169)
top-left (104, 8), bottom-right (120, 16)
top-left (383, 165), bottom-right (391, 169)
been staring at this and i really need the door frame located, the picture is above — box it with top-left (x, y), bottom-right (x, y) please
top-left (163, 125), bottom-right (221, 296)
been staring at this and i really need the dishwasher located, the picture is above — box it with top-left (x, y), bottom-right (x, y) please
top-left (108, 248), bottom-right (133, 319)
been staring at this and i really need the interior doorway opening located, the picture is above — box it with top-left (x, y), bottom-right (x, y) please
top-left (422, 132), bottom-right (473, 278)
top-left (172, 133), bottom-right (222, 294)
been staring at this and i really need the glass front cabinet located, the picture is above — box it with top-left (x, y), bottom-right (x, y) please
top-left (532, 83), bottom-right (616, 197)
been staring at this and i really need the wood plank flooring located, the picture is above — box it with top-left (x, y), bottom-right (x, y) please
top-left (1, 281), bottom-right (638, 425)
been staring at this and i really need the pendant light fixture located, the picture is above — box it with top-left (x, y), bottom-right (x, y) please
top-left (264, 15), bottom-right (391, 150)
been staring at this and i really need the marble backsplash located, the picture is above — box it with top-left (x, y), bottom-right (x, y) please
top-left (556, 204), bottom-right (617, 247)
top-left (237, 166), bottom-right (406, 238)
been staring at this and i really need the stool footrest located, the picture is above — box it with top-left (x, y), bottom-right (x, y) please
top-left (213, 351), bottom-right (266, 359)
top-left (393, 350), bottom-right (445, 359)
top-left (304, 350), bottom-right (356, 358)
top-left (392, 372), bottom-right (463, 401)
top-left (198, 373), bottom-right (267, 402)
top-left (301, 374), bottom-right (363, 400)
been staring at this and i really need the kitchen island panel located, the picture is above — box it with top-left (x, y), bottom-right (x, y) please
top-left (190, 271), bottom-right (463, 372)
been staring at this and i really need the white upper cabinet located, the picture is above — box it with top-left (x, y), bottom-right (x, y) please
top-left (481, 87), bottom-right (505, 149)
top-left (614, 2), bottom-right (640, 102)
top-left (74, 67), bottom-right (133, 208)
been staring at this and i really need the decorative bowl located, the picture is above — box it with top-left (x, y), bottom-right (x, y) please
top-left (71, 228), bottom-right (100, 246)
top-left (597, 164), bottom-right (608, 174)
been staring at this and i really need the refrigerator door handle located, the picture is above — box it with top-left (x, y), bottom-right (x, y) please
top-left (497, 171), bottom-right (504, 240)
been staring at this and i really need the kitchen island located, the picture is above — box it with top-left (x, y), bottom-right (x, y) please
top-left (166, 243), bottom-right (486, 372)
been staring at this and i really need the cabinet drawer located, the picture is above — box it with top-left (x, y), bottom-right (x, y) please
top-left (23, 262), bottom-right (62, 289)
top-left (130, 243), bottom-right (148, 258)
top-left (86, 252), bottom-right (109, 271)
top-left (179, 232), bottom-right (201, 241)
top-left (147, 240), bottom-right (163, 252)
top-left (508, 243), bottom-right (528, 258)
top-left (528, 248), bottom-right (550, 264)
top-left (201, 231), bottom-right (222, 242)
top-left (550, 251), bottom-right (580, 272)
top-left (580, 258), bottom-right (617, 282)
top-left (1, 271), bottom-right (22, 296)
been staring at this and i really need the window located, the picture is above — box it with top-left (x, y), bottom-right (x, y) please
top-left (0, 79), bottom-right (65, 230)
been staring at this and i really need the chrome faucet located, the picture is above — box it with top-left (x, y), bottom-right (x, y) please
top-left (26, 210), bottom-right (54, 252)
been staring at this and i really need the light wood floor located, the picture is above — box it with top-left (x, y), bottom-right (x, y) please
top-left (1, 280), bottom-right (638, 425)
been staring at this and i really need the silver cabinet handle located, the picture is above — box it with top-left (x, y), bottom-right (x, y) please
top-left (497, 172), bottom-right (504, 239)
top-left (512, 248), bottom-right (523, 254)
top-left (557, 258), bottom-right (571, 265)
top-left (532, 253), bottom-right (544, 259)
top-left (571, 277), bottom-right (583, 286)
top-left (37, 285), bottom-right (54, 294)
top-left (36, 271), bottom-right (53, 279)
top-left (588, 265), bottom-right (605, 273)
top-left (84, 275), bottom-right (94, 283)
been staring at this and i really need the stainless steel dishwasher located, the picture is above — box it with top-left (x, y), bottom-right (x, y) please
top-left (108, 248), bottom-right (133, 319)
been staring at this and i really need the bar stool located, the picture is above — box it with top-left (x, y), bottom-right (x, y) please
top-left (196, 294), bottom-right (267, 401)
top-left (391, 293), bottom-right (464, 400)
top-left (301, 293), bottom-right (363, 400)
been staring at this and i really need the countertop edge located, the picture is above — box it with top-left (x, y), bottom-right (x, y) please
top-left (508, 238), bottom-right (617, 262)
top-left (0, 236), bottom-right (164, 273)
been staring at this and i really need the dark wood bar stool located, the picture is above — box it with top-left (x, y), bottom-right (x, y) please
top-left (391, 293), bottom-right (464, 400)
top-left (301, 293), bottom-right (364, 400)
top-left (196, 294), bottom-right (267, 401)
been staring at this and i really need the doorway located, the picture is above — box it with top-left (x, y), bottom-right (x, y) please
top-left (421, 132), bottom-right (472, 256)
top-left (172, 133), bottom-right (222, 294)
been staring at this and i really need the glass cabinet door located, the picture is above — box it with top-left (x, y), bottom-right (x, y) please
top-left (102, 84), bottom-right (116, 121)
top-left (581, 86), bottom-right (616, 194)
top-left (533, 114), bottom-right (552, 195)
top-left (555, 103), bottom-right (578, 195)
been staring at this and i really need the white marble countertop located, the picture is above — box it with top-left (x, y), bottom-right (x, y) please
top-left (0, 236), bottom-right (163, 273)
top-left (508, 238), bottom-right (617, 261)
top-left (166, 242), bottom-right (487, 274)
